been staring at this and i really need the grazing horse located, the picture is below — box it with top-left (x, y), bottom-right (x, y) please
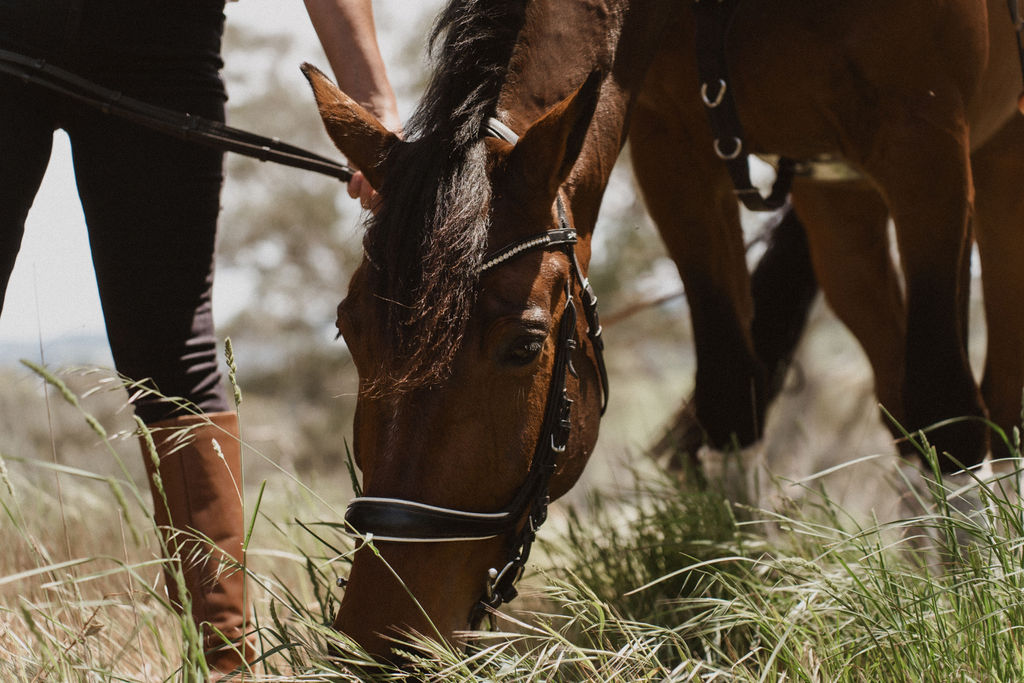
top-left (304, 0), bottom-right (1024, 658)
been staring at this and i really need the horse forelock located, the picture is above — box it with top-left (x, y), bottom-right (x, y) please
top-left (360, 0), bottom-right (527, 394)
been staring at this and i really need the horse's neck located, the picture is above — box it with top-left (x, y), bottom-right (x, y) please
top-left (498, 0), bottom-right (678, 231)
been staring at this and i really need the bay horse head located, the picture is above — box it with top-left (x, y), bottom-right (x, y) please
top-left (302, 59), bottom-right (607, 658)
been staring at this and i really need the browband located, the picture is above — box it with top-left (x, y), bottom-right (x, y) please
top-left (479, 227), bottom-right (578, 273)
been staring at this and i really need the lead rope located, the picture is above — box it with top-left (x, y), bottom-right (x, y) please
top-left (0, 48), bottom-right (354, 181)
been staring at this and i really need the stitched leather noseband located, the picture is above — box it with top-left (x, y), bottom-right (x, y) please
top-left (341, 118), bottom-right (608, 627)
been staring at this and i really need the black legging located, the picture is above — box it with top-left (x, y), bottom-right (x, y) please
top-left (0, 0), bottom-right (230, 423)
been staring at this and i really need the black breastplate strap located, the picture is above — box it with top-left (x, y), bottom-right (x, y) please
top-left (692, 0), bottom-right (794, 211)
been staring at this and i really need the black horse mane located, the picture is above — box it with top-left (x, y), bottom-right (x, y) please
top-left (361, 0), bottom-right (527, 392)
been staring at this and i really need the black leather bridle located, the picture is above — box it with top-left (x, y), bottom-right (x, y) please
top-left (341, 118), bottom-right (608, 628)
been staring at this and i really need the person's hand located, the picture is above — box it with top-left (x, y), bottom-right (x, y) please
top-left (347, 170), bottom-right (381, 212)
top-left (346, 110), bottom-right (399, 214)
top-left (303, 0), bottom-right (400, 214)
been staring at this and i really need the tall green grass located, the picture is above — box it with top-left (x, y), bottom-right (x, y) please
top-left (3, 363), bottom-right (1024, 681)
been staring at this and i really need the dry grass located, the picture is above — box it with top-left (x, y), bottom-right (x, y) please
top-left (1, 289), bottom-right (1012, 680)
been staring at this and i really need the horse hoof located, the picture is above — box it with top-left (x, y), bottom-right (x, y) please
top-left (652, 402), bottom-right (705, 478)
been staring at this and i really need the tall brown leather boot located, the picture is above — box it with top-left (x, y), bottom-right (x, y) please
top-left (141, 411), bottom-right (256, 679)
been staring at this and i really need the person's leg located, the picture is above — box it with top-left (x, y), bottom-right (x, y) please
top-left (0, 78), bottom-right (55, 310)
top-left (0, 0), bottom-right (65, 311)
top-left (72, 105), bottom-right (229, 423)
top-left (141, 411), bottom-right (253, 676)
top-left (65, 2), bottom-right (255, 674)
top-left (66, 0), bottom-right (231, 422)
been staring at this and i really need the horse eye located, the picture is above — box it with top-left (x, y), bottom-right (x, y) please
top-left (505, 336), bottom-right (545, 366)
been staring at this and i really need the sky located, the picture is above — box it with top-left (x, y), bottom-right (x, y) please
top-left (0, 0), bottom-right (438, 363)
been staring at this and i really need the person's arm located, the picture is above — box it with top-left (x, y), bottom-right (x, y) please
top-left (303, 0), bottom-right (400, 131)
top-left (304, 0), bottom-right (399, 208)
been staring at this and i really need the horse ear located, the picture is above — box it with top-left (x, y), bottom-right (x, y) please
top-left (301, 63), bottom-right (399, 189)
top-left (509, 70), bottom-right (603, 201)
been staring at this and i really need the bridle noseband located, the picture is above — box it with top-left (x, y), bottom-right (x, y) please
top-left (340, 118), bottom-right (608, 628)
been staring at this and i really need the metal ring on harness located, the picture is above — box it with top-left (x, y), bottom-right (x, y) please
top-left (700, 79), bottom-right (727, 108)
top-left (714, 136), bottom-right (743, 160)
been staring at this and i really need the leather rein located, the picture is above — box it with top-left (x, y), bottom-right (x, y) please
top-left (341, 118), bottom-right (608, 628)
top-left (0, 47), bottom-right (354, 182)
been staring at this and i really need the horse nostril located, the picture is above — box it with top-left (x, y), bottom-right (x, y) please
top-left (336, 576), bottom-right (349, 588)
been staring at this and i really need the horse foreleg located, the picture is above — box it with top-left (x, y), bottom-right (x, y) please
top-left (630, 103), bottom-right (765, 451)
top-left (651, 208), bottom-right (818, 470)
top-left (788, 179), bottom-right (907, 438)
top-left (863, 116), bottom-right (986, 471)
top-left (749, 207), bottom-right (819, 404)
top-left (971, 114), bottom-right (1024, 459)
